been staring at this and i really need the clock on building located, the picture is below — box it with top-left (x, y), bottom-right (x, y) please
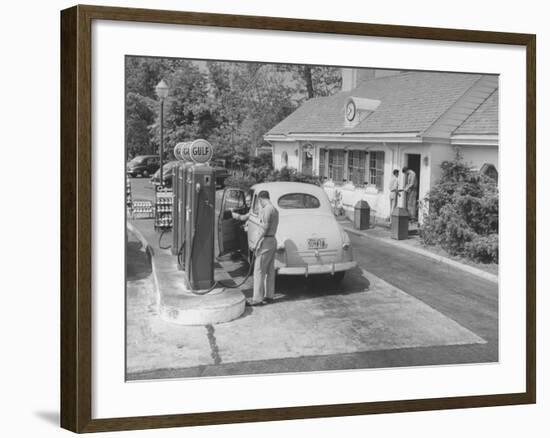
top-left (345, 100), bottom-right (356, 121)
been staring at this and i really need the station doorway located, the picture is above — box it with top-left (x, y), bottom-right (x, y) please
top-left (302, 148), bottom-right (313, 176)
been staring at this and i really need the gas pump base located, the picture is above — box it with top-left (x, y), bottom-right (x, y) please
top-left (159, 287), bottom-right (245, 326)
top-left (128, 220), bottom-right (246, 326)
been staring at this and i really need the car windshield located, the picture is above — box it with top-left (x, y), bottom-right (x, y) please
top-left (277, 193), bottom-right (320, 209)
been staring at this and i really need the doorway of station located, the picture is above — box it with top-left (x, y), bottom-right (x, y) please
top-left (405, 153), bottom-right (421, 220)
top-left (302, 148), bottom-right (313, 176)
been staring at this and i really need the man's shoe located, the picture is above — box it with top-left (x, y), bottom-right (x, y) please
top-left (246, 299), bottom-right (264, 307)
top-left (264, 297), bottom-right (275, 304)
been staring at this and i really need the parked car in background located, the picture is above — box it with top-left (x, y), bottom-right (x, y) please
top-left (150, 161), bottom-right (178, 187)
top-left (218, 182), bottom-right (356, 282)
top-left (126, 155), bottom-right (160, 177)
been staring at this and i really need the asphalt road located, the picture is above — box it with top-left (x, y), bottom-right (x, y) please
top-left (347, 232), bottom-right (498, 365)
top-left (127, 177), bottom-right (498, 378)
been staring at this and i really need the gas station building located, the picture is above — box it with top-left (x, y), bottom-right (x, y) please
top-left (264, 69), bottom-right (499, 223)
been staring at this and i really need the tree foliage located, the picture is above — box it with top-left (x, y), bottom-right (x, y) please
top-left (125, 57), bottom-right (341, 161)
top-left (420, 150), bottom-right (499, 263)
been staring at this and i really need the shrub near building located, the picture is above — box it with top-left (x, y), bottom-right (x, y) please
top-left (420, 152), bottom-right (499, 264)
top-left (225, 163), bottom-right (322, 192)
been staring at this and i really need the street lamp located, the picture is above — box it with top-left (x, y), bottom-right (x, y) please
top-left (155, 79), bottom-right (169, 187)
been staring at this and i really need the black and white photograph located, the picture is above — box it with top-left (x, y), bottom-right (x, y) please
top-left (125, 56), bottom-right (499, 381)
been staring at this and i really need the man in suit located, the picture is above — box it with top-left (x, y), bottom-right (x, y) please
top-left (402, 166), bottom-right (418, 221)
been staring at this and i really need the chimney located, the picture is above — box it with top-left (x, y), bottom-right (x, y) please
top-left (341, 68), bottom-right (401, 91)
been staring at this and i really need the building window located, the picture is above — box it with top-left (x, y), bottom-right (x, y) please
top-left (368, 151), bottom-right (385, 190)
top-left (328, 150), bottom-right (345, 182)
top-left (348, 150), bottom-right (366, 186)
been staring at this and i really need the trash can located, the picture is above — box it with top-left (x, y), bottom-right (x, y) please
top-left (391, 206), bottom-right (409, 240)
top-left (354, 200), bottom-right (370, 230)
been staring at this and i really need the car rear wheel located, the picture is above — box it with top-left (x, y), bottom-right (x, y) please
top-left (332, 271), bottom-right (345, 283)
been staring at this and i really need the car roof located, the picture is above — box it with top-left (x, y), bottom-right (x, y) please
top-left (248, 182), bottom-right (331, 213)
top-left (132, 155), bottom-right (158, 159)
top-left (250, 181), bottom-right (324, 195)
top-left (249, 182), bottom-right (330, 209)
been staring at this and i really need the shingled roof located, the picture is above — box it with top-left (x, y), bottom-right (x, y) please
top-left (266, 71), bottom-right (491, 136)
top-left (453, 90), bottom-right (498, 135)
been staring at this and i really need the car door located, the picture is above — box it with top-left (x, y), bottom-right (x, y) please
top-left (217, 188), bottom-right (248, 256)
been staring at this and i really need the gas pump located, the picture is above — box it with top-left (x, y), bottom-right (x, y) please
top-left (170, 139), bottom-right (216, 290)
top-left (184, 164), bottom-right (216, 290)
top-left (171, 139), bottom-right (255, 293)
top-left (171, 142), bottom-right (192, 259)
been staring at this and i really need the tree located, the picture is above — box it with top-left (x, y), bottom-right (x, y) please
top-left (302, 66), bottom-right (315, 98)
top-left (275, 64), bottom-right (342, 100)
top-left (205, 62), bottom-right (296, 167)
top-left (125, 92), bottom-right (155, 156)
top-left (125, 57), bottom-right (342, 164)
top-left (148, 61), bottom-right (216, 158)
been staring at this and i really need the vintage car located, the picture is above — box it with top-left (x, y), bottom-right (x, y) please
top-left (126, 155), bottom-right (160, 177)
top-left (150, 160), bottom-right (178, 187)
top-left (218, 182), bottom-right (356, 282)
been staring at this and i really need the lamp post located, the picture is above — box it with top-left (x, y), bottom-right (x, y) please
top-left (155, 79), bottom-right (169, 187)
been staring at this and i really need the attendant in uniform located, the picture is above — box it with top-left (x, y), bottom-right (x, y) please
top-left (389, 169), bottom-right (400, 219)
top-left (402, 166), bottom-right (418, 221)
top-left (232, 190), bottom-right (279, 306)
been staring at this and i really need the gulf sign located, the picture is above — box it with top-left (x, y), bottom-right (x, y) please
top-left (189, 139), bottom-right (213, 164)
top-left (173, 142), bottom-right (192, 161)
top-left (173, 142), bottom-right (184, 161)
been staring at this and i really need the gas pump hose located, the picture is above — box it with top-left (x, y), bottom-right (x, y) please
top-left (187, 226), bottom-right (260, 295)
top-left (170, 185), bottom-right (260, 295)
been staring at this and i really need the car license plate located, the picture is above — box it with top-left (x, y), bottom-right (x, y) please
top-left (308, 238), bottom-right (327, 250)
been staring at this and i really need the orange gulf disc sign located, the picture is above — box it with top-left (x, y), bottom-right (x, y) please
top-left (189, 139), bottom-right (213, 164)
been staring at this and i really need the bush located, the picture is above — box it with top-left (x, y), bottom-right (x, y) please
top-left (264, 167), bottom-right (322, 186)
top-left (420, 150), bottom-right (499, 263)
top-left (464, 234), bottom-right (499, 263)
top-left (225, 166), bottom-right (321, 191)
top-left (224, 174), bottom-right (258, 191)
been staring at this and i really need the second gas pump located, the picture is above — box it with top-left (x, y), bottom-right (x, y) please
top-left (171, 139), bottom-right (217, 291)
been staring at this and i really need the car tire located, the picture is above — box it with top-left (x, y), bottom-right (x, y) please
top-left (332, 271), bottom-right (345, 283)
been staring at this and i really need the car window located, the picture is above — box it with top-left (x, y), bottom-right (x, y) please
top-left (224, 189), bottom-right (246, 210)
top-left (252, 194), bottom-right (260, 215)
top-left (277, 193), bottom-right (320, 209)
top-left (246, 189), bottom-right (254, 209)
